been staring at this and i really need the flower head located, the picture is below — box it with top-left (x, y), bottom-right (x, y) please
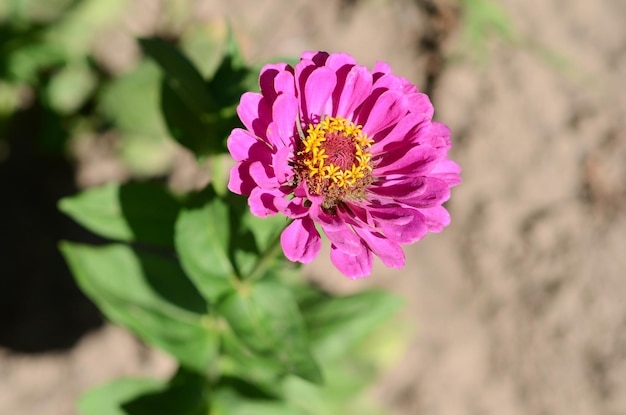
top-left (228, 51), bottom-right (460, 278)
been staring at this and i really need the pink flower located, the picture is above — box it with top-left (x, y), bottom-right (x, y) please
top-left (228, 51), bottom-right (460, 278)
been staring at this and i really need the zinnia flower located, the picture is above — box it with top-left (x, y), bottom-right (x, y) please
top-left (228, 51), bottom-right (460, 278)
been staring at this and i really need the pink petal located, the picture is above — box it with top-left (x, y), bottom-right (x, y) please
top-left (281, 217), bottom-right (321, 264)
top-left (237, 93), bottom-right (272, 138)
top-left (303, 66), bottom-right (337, 120)
top-left (321, 223), bottom-right (362, 256)
top-left (370, 176), bottom-right (437, 199)
top-left (401, 177), bottom-right (451, 208)
top-left (272, 145), bottom-right (293, 184)
top-left (272, 93), bottom-right (298, 146)
top-left (249, 161), bottom-right (277, 189)
top-left (407, 92), bottom-right (434, 119)
top-left (418, 206), bottom-right (451, 232)
top-left (372, 61), bottom-right (392, 82)
top-left (259, 63), bottom-right (290, 103)
top-left (372, 209), bottom-right (428, 244)
top-left (371, 112), bottom-right (427, 153)
top-left (334, 65), bottom-right (373, 119)
top-left (374, 145), bottom-right (439, 176)
top-left (275, 196), bottom-right (309, 219)
top-left (330, 242), bottom-right (373, 279)
top-left (354, 227), bottom-right (405, 269)
top-left (227, 128), bottom-right (262, 162)
top-left (274, 69), bottom-right (296, 96)
top-left (325, 53), bottom-right (357, 70)
top-left (430, 159), bottom-right (462, 187)
top-left (359, 90), bottom-right (408, 136)
top-left (248, 187), bottom-right (280, 217)
top-left (228, 162), bottom-right (256, 195)
top-left (304, 51), bottom-right (330, 66)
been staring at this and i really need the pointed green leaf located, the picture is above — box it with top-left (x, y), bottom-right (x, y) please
top-left (121, 368), bottom-right (209, 415)
top-left (78, 377), bottom-right (165, 415)
top-left (159, 78), bottom-right (230, 156)
top-left (98, 61), bottom-right (166, 135)
top-left (302, 290), bottom-right (403, 362)
top-left (58, 182), bottom-right (180, 248)
top-left (175, 187), bottom-right (235, 302)
top-left (138, 37), bottom-right (216, 115)
top-left (60, 242), bottom-right (217, 371)
top-left (46, 59), bottom-right (96, 114)
top-left (212, 386), bottom-right (307, 415)
top-left (218, 280), bottom-right (322, 384)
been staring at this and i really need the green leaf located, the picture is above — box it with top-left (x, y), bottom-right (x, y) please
top-left (139, 34), bottom-right (254, 157)
top-left (212, 386), bottom-right (307, 415)
top-left (303, 290), bottom-right (403, 362)
top-left (159, 78), bottom-right (229, 156)
top-left (211, 375), bottom-right (307, 415)
top-left (98, 61), bottom-right (166, 135)
top-left (46, 59), bottom-right (96, 114)
top-left (225, 192), bottom-right (290, 278)
top-left (60, 242), bottom-right (217, 371)
top-left (218, 280), bottom-right (322, 384)
top-left (121, 368), bottom-right (209, 415)
top-left (139, 37), bottom-right (217, 115)
top-left (78, 369), bottom-right (209, 415)
top-left (58, 182), bottom-right (180, 248)
top-left (175, 187), bottom-right (234, 303)
top-left (78, 377), bottom-right (166, 415)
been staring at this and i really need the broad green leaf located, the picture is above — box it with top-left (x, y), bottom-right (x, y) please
top-left (225, 192), bottom-right (290, 278)
top-left (60, 242), bottom-right (217, 371)
top-left (45, 0), bottom-right (126, 58)
top-left (78, 378), bottom-right (166, 415)
top-left (212, 386), bottom-right (307, 415)
top-left (121, 369), bottom-right (209, 415)
top-left (58, 182), bottom-right (180, 248)
top-left (7, 42), bottom-right (66, 83)
top-left (140, 35), bottom-right (252, 157)
top-left (206, 28), bottom-right (257, 106)
top-left (159, 78), bottom-right (229, 156)
top-left (98, 61), bottom-right (167, 136)
top-left (175, 187), bottom-right (234, 302)
top-left (181, 22), bottom-right (227, 78)
top-left (78, 378), bottom-right (165, 415)
top-left (283, 374), bottom-right (391, 415)
top-left (218, 280), bottom-right (322, 384)
top-left (211, 374), bottom-right (306, 415)
top-left (46, 59), bottom-right (96, 114)
top-left (139, 37), bottom-right (216, 115)
top-left (302, 290), bottom-right (403, 362)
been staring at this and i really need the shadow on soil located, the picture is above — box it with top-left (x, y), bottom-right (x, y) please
top-left (0, 105), bottom-right (103, 353)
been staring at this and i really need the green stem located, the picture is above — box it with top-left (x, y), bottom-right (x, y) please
top-left (246, 219), bottom-right (292, 281)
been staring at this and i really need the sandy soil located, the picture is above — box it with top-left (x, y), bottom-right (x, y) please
top-left (2, 0), bottom-right (626, 414)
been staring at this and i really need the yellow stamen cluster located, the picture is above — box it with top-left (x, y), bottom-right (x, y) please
top-left (299, 116), bottom-right (374, 193)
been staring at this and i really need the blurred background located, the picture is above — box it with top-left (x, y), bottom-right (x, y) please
top-left (1, 0), bottom-right (625, 414)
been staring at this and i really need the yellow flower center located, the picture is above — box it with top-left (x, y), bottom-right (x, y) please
top-left (295, 116), bottom-right (374, 209)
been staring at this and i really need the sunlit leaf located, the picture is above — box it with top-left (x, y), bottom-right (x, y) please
top-left (46, 59), bottom-right (96, 114)
top-left (175, 187), bottom-right (234, 303)
top-left (121, 368), bottom-right (209, 415)
top-left (78, 377), bottom-right (166, 415)
top-left (218, 280), bottom-right (322, 384)
top-left (139, 37), bottom-right (217, 115)
top-left (60, 242), bottom-right (217, 371)
top-left (58, 182), bottom-right (180, 248)
top-left (212, 385), bottom-right (307, 415)
top-left (302, 290), bottom-right (403, 362)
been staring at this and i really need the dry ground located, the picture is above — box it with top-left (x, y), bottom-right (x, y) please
top-left (2, 0), bottom-right (626, 414)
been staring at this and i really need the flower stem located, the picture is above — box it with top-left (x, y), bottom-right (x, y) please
top-left (246, 219), bottom-right (292, 281)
